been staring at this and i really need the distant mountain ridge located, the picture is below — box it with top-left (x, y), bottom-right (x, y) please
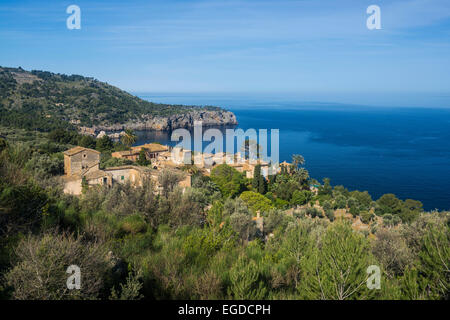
top-left (0, 66), bottom-right (237, 132)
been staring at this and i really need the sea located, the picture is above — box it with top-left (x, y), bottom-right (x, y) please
top-left (133, 93), bottom-right (450, 211)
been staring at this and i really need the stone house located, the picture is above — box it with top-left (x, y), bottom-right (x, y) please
top-left (111, 143), bottom-right (169, 162)
top-left (228, 160), bottom-right (271, 179)
top-left (62, 146), bottom-right (190, 195)
top-left (104, 165), bottom-right (154, 187)
top-left (63, 146), bottom-right (112, 195)
top-left (63, 146), bottom-right (101, 176)
top-left (103, 165), bottom-right (191, 191)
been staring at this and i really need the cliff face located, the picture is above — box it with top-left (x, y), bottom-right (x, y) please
top-left (85, 109), bottom-right (238, 133)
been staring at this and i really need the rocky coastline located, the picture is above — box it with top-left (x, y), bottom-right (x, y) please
top-left (79, 109), bottom-right (238, 138)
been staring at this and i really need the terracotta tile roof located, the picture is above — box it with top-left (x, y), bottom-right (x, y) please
top-left (63, 146), bottom-right (100, 156)
top-left (111, 150), bottom-right (134, 156)
top-left (131, 143), bottom-right (168, 153)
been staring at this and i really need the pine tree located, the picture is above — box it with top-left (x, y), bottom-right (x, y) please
top-left (228, 257), bottom-right (267, 299)
top-left (252, 164), bottom-right (261, 191)
top-left (418, 225), bottom-right (450, 299)
top-left (258, 173), bottom-right (266, 194)
top-left (299, 221), bottom-right (378, 300)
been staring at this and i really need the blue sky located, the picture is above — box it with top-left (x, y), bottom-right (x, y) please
top-left (1, 0), bottom-right (449, 105)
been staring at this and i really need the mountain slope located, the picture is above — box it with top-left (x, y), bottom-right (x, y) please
top-left (0, 67), bottom-right (237, 131)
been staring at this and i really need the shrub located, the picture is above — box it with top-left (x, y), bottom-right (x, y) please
top-left (383, 213), bottom-right (401, 227)
top-left (264, 210), bottom-right (291, 234)
top-left (0, 137), bottom-right (8, 152)
top-left (158, 169), bottom-right (184, 198)
top-left (325, 209), bottom-right (335, 222)
top-left (360, 211), bottom-right (375, 224)
top-left (96, 135), bottom-right (114, 152)
top-left (78, 135), bottom-right (96, 149)
top-left (335, 195), bottom-right (347, 209)
top-left (291, 190), bottom-right (311, 206)
top-left (24, 153), bottom-right (64, 179)
top-left (304, 207), bottom-right (323, 219)
top-left (119, 214), bottom-right (147, 235)
top-left (100, 156), bottom-right (133, 169)
top-left (230, 212), bottom-right (257, 242)
top-left (371, 228), bottom-right (414, 277)
top-left (322, 200), bottom-right (333, 212)
top-left (5, 231), bottom-right (111, 300)
top-left (349, 190), bottom-right (373, 210)
top-left (376, 193), bottom-right (403, 216)
top-left (239, 191), bottom-right (274, 215)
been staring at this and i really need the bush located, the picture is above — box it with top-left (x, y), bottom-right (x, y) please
top-left (273, 197), bottom-right (289, 209)
top-left (371, 228), bottom-right (414, 277)
top-left (78, 135), bottom-right (96, 149)
top-left (158, 170), bottom-right (184, 198)
top-left (25, 153), bottom-right (64, 179)
top-left (304, 207), bottom-right (323, 219)
top-left (96, 135), bottom-right (114, 152)
top-left (335, 195), bottom-right (347, 209)
top-left (291, 190), bottom-right (312, 206)
top-left (264, 210), bottom-right (291, 234)
top-left (376, 193), bottom-right (403, 216)
top-left (5, 231), bottom-right (112, 300)
top-left (119, 214), bottom-right (147, 235)
top-left (325, 209), bottom-right (335, 222)
top-left (349, 190), bottom-right (373, 210)
top-left (360, 211), bottom-right (375, 224)
top-left (383, 213), bottom-right (401, 227)
top-left (322, 200), bottom-right (333, 212)
top-left (230, 212), bottom-right (257, 243)
top-left (0, 138), bottom-right (7, 152)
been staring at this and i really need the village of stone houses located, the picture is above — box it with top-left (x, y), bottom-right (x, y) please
top-left (63, 132), bottom-right (274, 191)
top-left (62, 129), bottom-right (376, 234)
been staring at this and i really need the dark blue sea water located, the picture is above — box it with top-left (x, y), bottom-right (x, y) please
top-left (135, 93), bottom-right (450, 211)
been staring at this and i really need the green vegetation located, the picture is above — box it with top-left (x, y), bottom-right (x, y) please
top-left (210, 164), bottom-right (246, 198)
top-left (252, 164), bottom-right (267, 194)
top-left (239, 191), bottom-right (274, 214)
top-left (0, 129), bottom-right (448, 300)
top-left (136, 149), bottom-right (151, 166)
top-left (0, 66), bottom-right (223, 131)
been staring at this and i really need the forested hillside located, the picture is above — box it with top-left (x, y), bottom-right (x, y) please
top-left (0, 66), bottom-right (222, 130)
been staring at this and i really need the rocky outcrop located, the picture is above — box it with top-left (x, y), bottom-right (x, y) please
top-left (82, 110), bottom-right (238, 134)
